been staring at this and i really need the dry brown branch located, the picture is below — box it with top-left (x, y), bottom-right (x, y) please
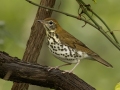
top-left (0, 51), bottom-right (96, 90)
top-left (11, 0), bottom-right (56, 90)
top-left (0, 0), bottom-right (98, 90)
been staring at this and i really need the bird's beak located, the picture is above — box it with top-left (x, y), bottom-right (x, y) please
top-left (37, 20), bottom-right (45, 24)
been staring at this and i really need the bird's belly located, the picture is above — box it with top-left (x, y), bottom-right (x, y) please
top-left (48, 42), bottom-right (89, 64)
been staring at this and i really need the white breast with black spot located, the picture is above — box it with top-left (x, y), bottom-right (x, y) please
top-left (46, 36), bottom-right (89, 64)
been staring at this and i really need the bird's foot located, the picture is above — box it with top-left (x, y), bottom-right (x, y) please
top-left (48, 66), bottom-right (59, 71)
top-left (62, 70), bottom-right (73, 74)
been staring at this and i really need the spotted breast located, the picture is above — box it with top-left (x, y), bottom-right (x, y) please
top-left (46, 32), bottom-right (89, 64)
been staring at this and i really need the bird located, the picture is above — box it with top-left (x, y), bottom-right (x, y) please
top-left (37, 18), bottom-right (113, 73)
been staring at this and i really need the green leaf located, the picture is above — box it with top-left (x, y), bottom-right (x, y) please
top-left (115, 82), bottom-right (120, 90)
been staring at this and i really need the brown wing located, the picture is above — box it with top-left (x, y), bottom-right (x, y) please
top-left (56, 28), bottom-right (113, 67)
top-left (56, 28), bottom-right (95, 55)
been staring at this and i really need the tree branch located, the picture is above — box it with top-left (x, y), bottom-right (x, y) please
top-left (76, 0), bottom-right (119, 44)
top-left (26, 0), bottom-right (98, 29)
top-left (0, 51), bottom-right (96, 90)
top-left (76, 0), bottom-right (120, 50)
top-left (12, 0), bottom-right (56, 90)
top-left (26, 0), bottom-right (120, 51)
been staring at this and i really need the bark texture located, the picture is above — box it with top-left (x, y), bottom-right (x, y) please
top-left (11, 0), bottom-right (56, 90)
top-left (0, 51), bottom-right (96, 90)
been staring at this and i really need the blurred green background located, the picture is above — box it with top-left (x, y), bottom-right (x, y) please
top-left (0, 0), bottom-right (120, 90)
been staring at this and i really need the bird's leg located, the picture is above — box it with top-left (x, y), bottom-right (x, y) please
top-left (69, 60), bottom-right (80, 73)
top-left (62, 60), bottom-right (80, 73)
top-left (48, 63), bottom-right (71, 71)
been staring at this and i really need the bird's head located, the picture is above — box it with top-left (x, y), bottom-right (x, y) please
top-left (37, 18), bottom-right (60, 33)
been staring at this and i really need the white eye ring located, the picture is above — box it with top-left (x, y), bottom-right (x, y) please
top-left (49, 20), bottom-right (53, 25)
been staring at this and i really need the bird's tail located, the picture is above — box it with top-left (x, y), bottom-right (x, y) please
top-left (91, 55), bottom-right (113, 68)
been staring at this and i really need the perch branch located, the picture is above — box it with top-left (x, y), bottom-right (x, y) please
top-left (0, 51), bottom-right (95, 90)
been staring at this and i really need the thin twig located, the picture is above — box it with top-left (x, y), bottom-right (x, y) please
top-left (106, 30), bottom-right (120, 33)
top-left (26, 0), bottom-right (120, 50)
top-left (76, 0), bottom-right (119, 44)
top-left (78, 6), bottom-right (87, 27)
top-left (91, 11), bottom-right (119, 43)
top-left (26, 0), bottom-right (98, 29)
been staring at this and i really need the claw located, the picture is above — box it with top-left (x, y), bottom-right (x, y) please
top-left (48, 66), bottom-right (59, 71)
top-left (62, 70), bottom-right (73, 74)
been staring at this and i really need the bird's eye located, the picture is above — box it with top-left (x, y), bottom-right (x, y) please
top-left (47, 20), bottom-right (56, 30)
top-left (49, 21), bottom-right (53, 25)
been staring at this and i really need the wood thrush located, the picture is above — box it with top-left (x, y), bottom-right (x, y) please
top-left (38, 18), bottom-right (113, 73)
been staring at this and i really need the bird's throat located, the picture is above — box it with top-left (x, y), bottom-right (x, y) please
top-left (47, 32), bottom-right (60, 44)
